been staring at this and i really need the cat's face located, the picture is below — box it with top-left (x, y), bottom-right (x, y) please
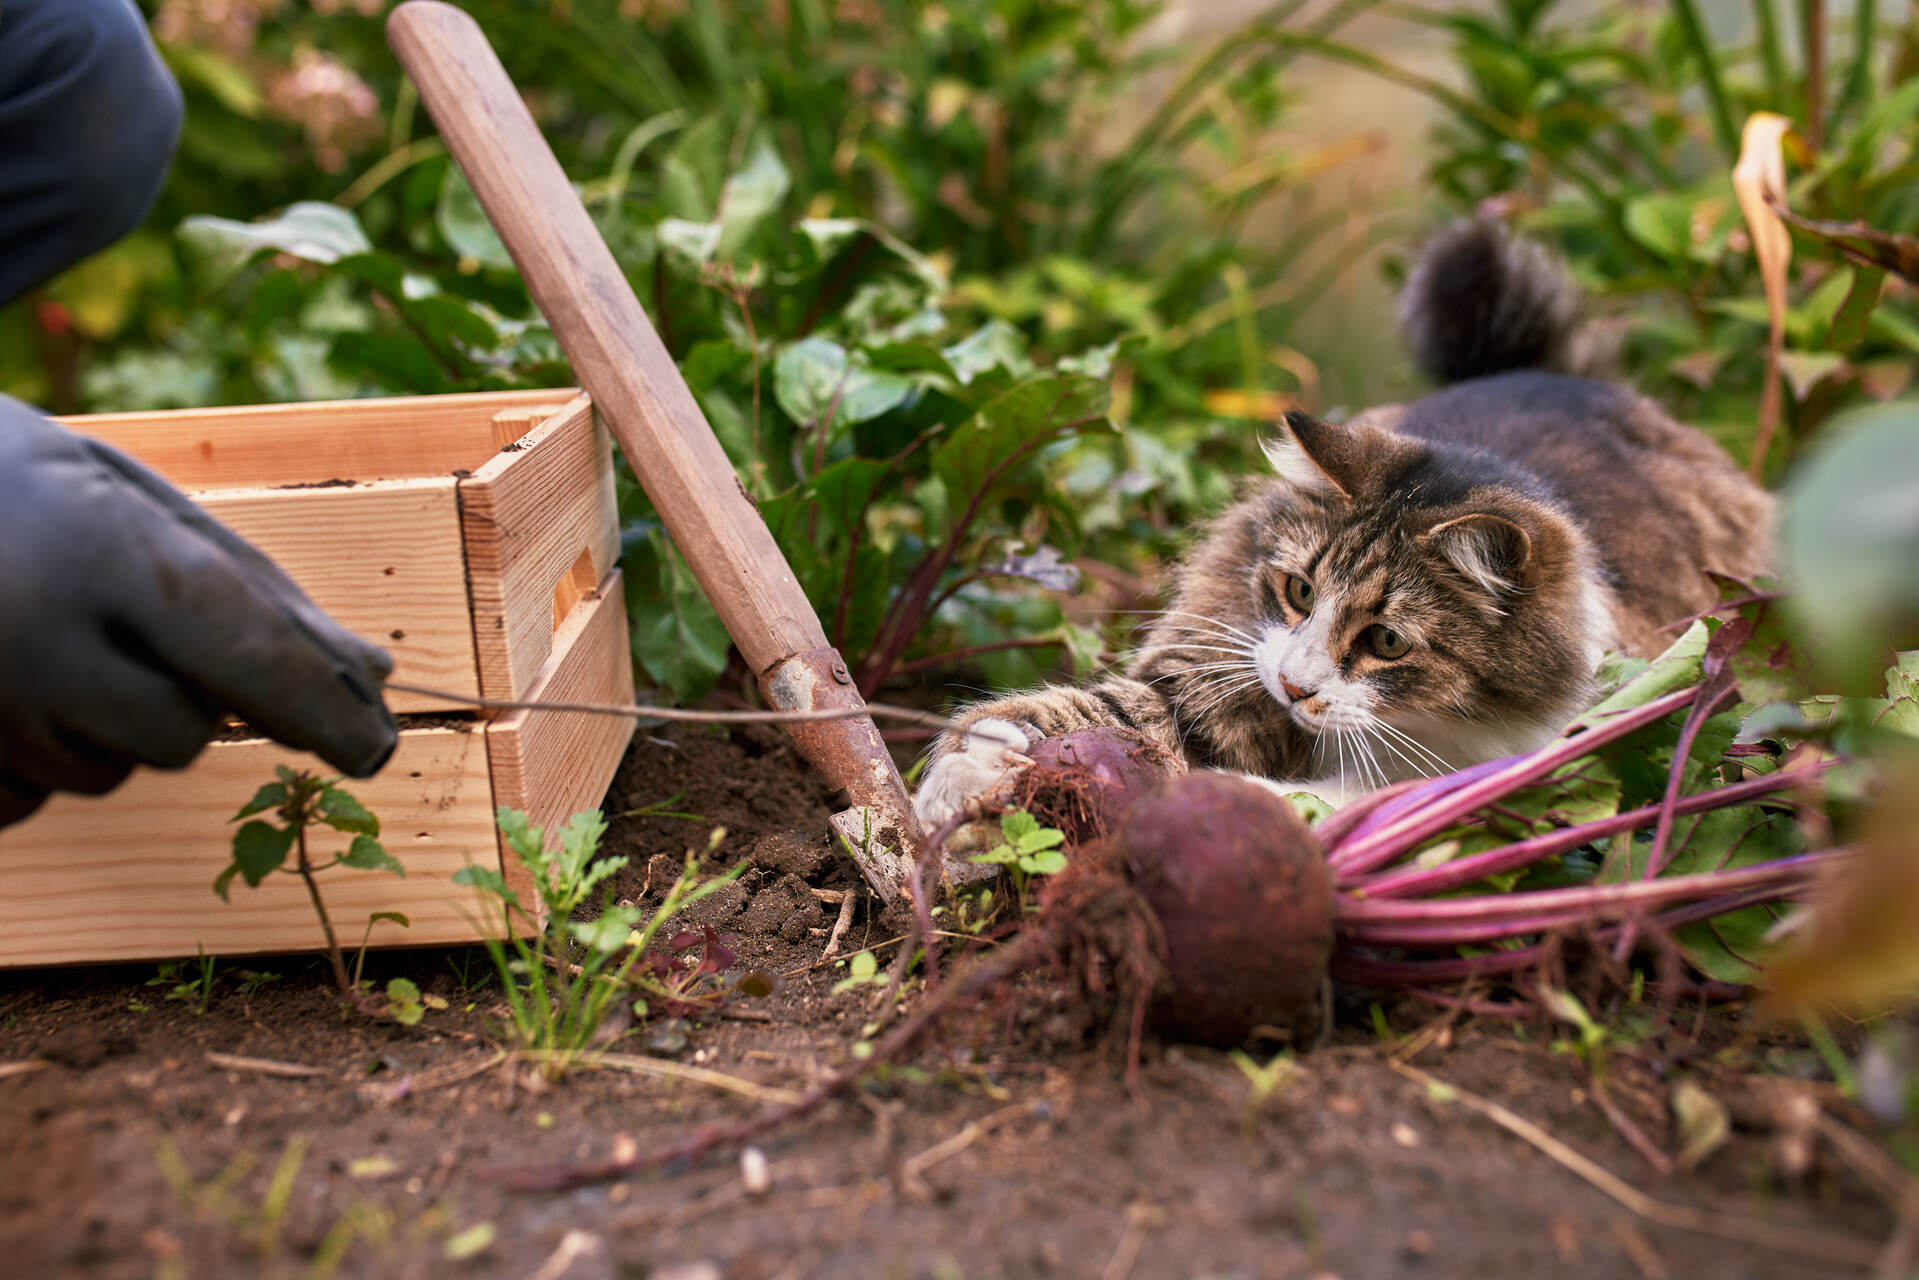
top-left (1149, 412), bottom-right (1610, 782)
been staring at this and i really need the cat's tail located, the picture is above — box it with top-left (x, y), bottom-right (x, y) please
top-left (1399, 219), bottom-right (1586, 384)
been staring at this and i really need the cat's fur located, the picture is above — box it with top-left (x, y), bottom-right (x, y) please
top-left (914, 220), bottom-right (1775, 826)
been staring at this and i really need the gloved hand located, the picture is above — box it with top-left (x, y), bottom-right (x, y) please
top-left (0, 398), bottom-right (398, 826)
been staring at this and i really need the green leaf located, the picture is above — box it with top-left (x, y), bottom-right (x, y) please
top-left (657, 217), bottom-right (722, 266)
top-left (233, 782), bottom-right (288, 821)
top-left (443, 1222), bottom-right (495, 1262)
top-left (1827, 265), bottom-right (1886, 349)
top-left (1019, 848), bottom-right (1068, 876)
top-left (569, 905), bottom-right (643, 954)
top-left (622, 524), bottom-right (731, 701)
top-left (715, 139), bottom-right (790, 258)
top-left (772, 337), bottom-right (913, 429)
top-left (317, 787), bottom-right (379, 836)
top-left (179, 202), bottom-right (371, 285)
top-left (368, 911), bottom-right (411, 930)
top-left (435, 167), bottom-right (513, 270)
top-left (327, 331), bottom-right (449, 394)
top-left (340, 835), bottom-right (404, 877)
top-left (1573, 621), bottom-right (1711, 726)
top-left (1783, 404), bottom-right (1919, 691)
top-left (230, 821), bottom-right (296, 887)
top-left (1014, 827), bottom-right (1067, 855)
top-left (386, 977), bottom-right (421, 1004)
top-left (453, 864), bottom-right (512, 899)
top-left (929, 373), bottom-right (1109, 519)
top-left (212, 864), bottom-right (241, 902)
top-left (942, 320), bottom-right (1033, 384)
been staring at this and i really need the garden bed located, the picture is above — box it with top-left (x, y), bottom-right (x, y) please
top-left (0, 726), bottom-right (1892, 1280)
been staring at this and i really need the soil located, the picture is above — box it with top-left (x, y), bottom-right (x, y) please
top-left (0, 724), bottom-right (1896, 1280)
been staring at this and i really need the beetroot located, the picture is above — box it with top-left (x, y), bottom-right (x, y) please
top-left (1116, 772), bottom-right (1334, 1045)
top-left (1008, 727), bottom-right (1181, 843)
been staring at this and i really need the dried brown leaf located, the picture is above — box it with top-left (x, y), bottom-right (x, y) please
top-left (1731, 113), bottom-right (1796, 478)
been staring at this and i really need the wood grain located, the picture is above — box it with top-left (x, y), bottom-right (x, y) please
top-left (387, 4), bottom-right (824, 675)
top-left (487, 569), bottom-right (636, 918)
top-left (0, 729), bottom-right (502, 966)
top-left (456, 392), bottom-right (619, 700)
top-left (198, 478), bottom-right (478, 713)
top-left (63, 388), bottom-right (575, 490)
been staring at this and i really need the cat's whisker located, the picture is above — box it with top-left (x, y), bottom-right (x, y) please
top-left (1145, 609), bottom-right (1261, 645)
top-left (1363, 725), bottom-right (1436, 781)
top-left (1371, 720), bottom-right (1454, 775)
top-left (1178, 675), bottom-right (1263, 726)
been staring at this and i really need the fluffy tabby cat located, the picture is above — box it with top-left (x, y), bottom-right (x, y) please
top-left (914, 220), bottom-right (1774, 826)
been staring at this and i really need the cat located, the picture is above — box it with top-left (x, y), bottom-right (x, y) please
top-left (913, 219), bottom-right (1775, 828)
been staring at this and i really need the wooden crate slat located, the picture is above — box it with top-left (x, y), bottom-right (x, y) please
top-left (488, 569), bottom-right (634, 914)
top-left (0, 729), bottom-right (501, 966)
top-left (197, 479), bottom-right (478, 712)
top-left (459, 392), bottom-right (620, 700)
top-left (63, 388), bottom-right (576, 490)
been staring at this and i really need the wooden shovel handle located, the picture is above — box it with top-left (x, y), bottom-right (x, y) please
top-left (387, 2), bottom-right (921, 870)
top-left (387, 0), bottom-right (817, 673)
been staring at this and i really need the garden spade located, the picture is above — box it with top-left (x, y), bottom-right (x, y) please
top-left (386, 0), bottom-right (946, 907)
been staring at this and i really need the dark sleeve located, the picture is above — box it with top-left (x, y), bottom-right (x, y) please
top-left (0, 0), bottom-right (184, 307)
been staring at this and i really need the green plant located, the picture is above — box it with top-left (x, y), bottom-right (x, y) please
top-left (233, 968), bottom-right (281, 1003)
top-left (831, 948), bottom-right (886, 996)
top-left (1228, 1047), bottom-right (1299, 1134)
top-left (969, 809), bottom-right (1068, 911)
top-left (1343, 0), bottom-right (1919, 480)
top-left (216, 766), bottom-right (407, 1011)
top-left (148, 947), bottom-right (218, 1015)
top-left (453, 808), bottom-right (744, 1071)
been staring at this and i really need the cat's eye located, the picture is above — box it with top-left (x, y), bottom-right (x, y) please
top-left (1284, 574), bottom-right (1316, 613)
top-left (1369, 624), bottom-right (1412, 660)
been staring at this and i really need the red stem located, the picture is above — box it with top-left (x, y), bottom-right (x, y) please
top-left (1346, 763), bottom-right (1823, 900)
top-left (1326, 688), bottom-right (1702, 874)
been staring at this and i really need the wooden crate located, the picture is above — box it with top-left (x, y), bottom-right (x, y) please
top-left (0, 390), bottom-right (635, 967)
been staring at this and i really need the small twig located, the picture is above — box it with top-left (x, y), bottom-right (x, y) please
top-left (205, 1051), bottom-right (326, 1079)
top-left (520, 1050), bottom-right (803, 1107)
top-left (821, 886), bottom-right (858, 961)
top-left (898, 1099), bottom-right (1043, 1188)
top-left (358, 1049), bottom-right (509, 1102)
top-left (0, 1059), bottom-right (52, 1080)
top-left (382, 680), bottom-right (952, 730)
top-left (1592, 1077), bottom-right (1675, 1177)
top-left (1388, 1060), bottom-right (1880, 1267)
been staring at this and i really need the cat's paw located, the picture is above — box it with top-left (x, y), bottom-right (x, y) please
top-left (914, 718), bottom-right (1038, 829)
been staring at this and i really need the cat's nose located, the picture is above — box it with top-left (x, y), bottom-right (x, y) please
top-left (1280, 677), bottom-right (1314, 701)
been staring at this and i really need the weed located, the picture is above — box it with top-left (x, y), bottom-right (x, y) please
top-left (831, 949), bottom-right (885, 997)
top-left (969, 809), bottom-right (1068, 912)
top-left (149, 948), bottom-right (217, 1015)
top-left (234, 969), bottom-right (281, 1003)
top-left (621, 790), bottom-right (708, 822)
top-left (1229, 1048), bottom-right (1299, 1135)
top-left (215, 767), bottom-right (407, 1015)
top-left (454, 807), bottom-right (745, 1072)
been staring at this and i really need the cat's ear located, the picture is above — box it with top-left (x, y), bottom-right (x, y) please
top-left (1423, 512), bottom-right (1536, 595)
top-left (1261, 411), bottom-right (1361, 499)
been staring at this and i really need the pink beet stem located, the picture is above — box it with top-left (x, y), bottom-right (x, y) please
top-left (1335, 848), bottom-right (1847, 927)
top-left (1326, 687), bottom-right (1701, 875)
top-left (1345, 763), bottom-right (1824, 901)
top-left (1330, 880), bottom-right (1806, 987)
top-left (1322, 758), bottom-right (1511, 850)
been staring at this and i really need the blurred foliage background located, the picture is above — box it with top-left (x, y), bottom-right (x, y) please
top-left (6, 0), bottom-right (1916, 706)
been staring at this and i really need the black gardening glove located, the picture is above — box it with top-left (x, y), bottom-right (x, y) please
top-left (0, 401), bottom-right (398, 826)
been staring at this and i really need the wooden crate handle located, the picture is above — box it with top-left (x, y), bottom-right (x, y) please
top-left (386, 2), bottom-right (922, 870)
